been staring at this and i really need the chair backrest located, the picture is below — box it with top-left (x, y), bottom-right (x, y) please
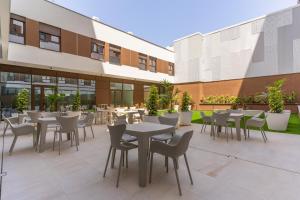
top-left (200, 111), bottom-right (207, 118)
top-left (41, 112), bottom-right (60, 118)
top-left (164, 112), bottom-right (179, 118)
top-left (114, 114), bottom-right (127, 125)
top-left (4, 117), bottom-right (19, 128)
top-left (252, 111), bottom-right (265, 119)
top-left (170, 130), bottom-right (193, 157)
top-left (27, 111), bottom-right (42, 123)
top-left (56, 116), bottom-right (78, 133)
top-left (138, 109), bottom-right (145, 120)
top-left (228, 109), bottom-right (243, 114)
top-left (158, 116), bottom-right (178, 127)
top-left (66, 111), bottom-right (81, 117)
top-left (85, 112), bottom-right (95, 125)
top-left (213, 112), bottom-right (230, 126)
top-left (107, 124), bottom-right (126, 148)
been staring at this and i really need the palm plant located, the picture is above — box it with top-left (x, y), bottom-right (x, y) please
top-left (159, 79), bottom-right (180, 112)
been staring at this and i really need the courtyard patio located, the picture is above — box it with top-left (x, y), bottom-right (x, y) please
top-left (1, 123), bottom-right (300, 200)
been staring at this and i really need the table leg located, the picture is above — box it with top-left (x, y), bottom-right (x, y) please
top-left (137, 135), bottom-right (150, 187)
top-left (38, 123), bottom-right (48, 153)
top-left (235, 118), bottom-right (241, 141)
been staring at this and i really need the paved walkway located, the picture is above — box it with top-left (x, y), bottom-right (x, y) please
top-left (1, 123), bottom-right (300, 200)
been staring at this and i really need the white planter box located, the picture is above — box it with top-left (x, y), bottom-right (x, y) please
top-left (179, 111), bottom-right (193, 126)
top-left (144, 115), bottom-right (159, 123)
top-left (266, 110), bottom-right (291, 131)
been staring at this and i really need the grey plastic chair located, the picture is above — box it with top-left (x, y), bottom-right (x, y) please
top-left (136, 109), bottom-right (145, 122)
top-left (245, 112), bottom-right (268, 142)
top-left (77, 112), bottom-right (95, 141)
top-left (4, 117), bottom-right (36, 155)
top-left (53, 116), bottom-right (79, 155)
top-left (151, 116), bottom-right (178, 142)
top-left (212, 112), bottom-right (233, 142)
top-left (103, 124), bottom-right (138, 187)
top-left (200, 112), bottom-right (212, 133)
top-left (149, 130), bottom-right (194, 196)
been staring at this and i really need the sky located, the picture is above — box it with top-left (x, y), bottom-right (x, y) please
top-left (51, 0), bottom-right (297, 47)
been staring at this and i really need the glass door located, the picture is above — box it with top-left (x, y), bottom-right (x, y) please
top-left (32, 86), bottom-right (55, 111)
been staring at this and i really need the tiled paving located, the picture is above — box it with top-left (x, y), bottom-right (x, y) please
top-left (1, 123), bottom-right (300, 200)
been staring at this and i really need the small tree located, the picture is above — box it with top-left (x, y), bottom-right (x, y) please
top-left (146, 85), bottom-right (159, 116)
top-left (159, 79), bottom-right (180, 112)
top-left (267, 79), bottom-right (285, 113)
top-left (47, 87), bottom-right (65, 112)
top-left (181, 91), bottom-right (191, 112)
top-left (16, 89), bottom-right (30, 113)
top-left (72, 90), bottom-right (81, 111)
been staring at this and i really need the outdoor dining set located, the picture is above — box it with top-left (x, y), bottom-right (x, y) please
top-left (1, 107), bottom-right (268, 196)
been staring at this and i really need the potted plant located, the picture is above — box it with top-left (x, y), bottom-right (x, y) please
top-left (16, 89), bottom-right (30, 113)
top-left (180, 91), bottom-right (193, 126)
top-left (159, 79), bottom-right (180, 113)
top-left (70, 90), bottom-right (82, 117)
top-left (144, 85), bottom-right (159, 123)
top-left (266, 79), bottom-right (291, 131)
top-left (47, 87), bottom-right (65, 112)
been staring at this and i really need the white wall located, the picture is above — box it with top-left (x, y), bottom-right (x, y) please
top-left (0, 0), bottom-right (10, 61)
top-left (10, 0), bottom-right (174, 62)
top-left (174, 5), bottom-right (300, 83)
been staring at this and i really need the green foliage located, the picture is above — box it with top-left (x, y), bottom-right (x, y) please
top-left (253, 92), bottom-right (268, 104)
top-left (47, 87), bottom-right (65, 112)
top-left (283, 91), bottom-right (297, 104)
top-left (72, 90), bottom-right (81, 111)
top-left (146, 85), bottom-right (159, 116)
top-left (202, 95), bottom-right (238, 104)
top-left (159, 79), bottom-right (180, 112)
top-left (16, 89), bottom-right (30, 113)
top-left (181, 91), bottom-right (191, 112)
top-left (267, 79), bottom-right (285, 113)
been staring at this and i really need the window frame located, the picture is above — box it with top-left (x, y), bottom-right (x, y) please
top-left (39, 31), bottom-right (61, 52)
top-left (149, 57), bottom-right (157, 73)
top-left (91, 40), bottom-right (105, 60)
top-left (109, 44), bottom-right (121, 65)
top-left (138, 53), bottom-right (147, 70)
top-left (9, 15), bottom-right (26, 45)
top-left (168, 62), bottom-right (175, 76)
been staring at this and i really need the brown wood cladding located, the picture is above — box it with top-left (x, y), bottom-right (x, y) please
top-left (157, 59), bottom-right (169, 74)
top-left (121, 48), bottom-right (131, 66)
top-left (61, 30), bottom-right (78, 55)
top-left (104, 43), bottom-right (110, 62)
top-left (25, 19), bottom-right (39, 47)
top-left (130, 50), bottom-right (139, 67)
top-left (77, 34), bottom-right (91, 58)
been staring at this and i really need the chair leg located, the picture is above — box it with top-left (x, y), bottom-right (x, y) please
top-left (74, 130), bottom-right (79, 151)
top-left (9, 136), bottom-right (18, 155)
top-left (173, 158), bottom-right (182, 196)
top-left (204, 123), bottom-right (207, 133)
top-left (53, 132), bottom-right (56, 151)
top-left (122, 151), bottom-right (125, 167)
top-left (70, 132), bottom-right (73, 147)
top-left (125, 150), bottom-right (128, 168)
top-left (261, 129), bottom-right (267, 142)
top-left (103, 146), bottom-right (112, 178)
top-left (116, 150), bottom-right (123, 188)
top-left (165, 156), bottom-right (169, 173)
top-left (248, 128), bottom-right (250, 138)
top-left (83, 127), bottom-right (86, 142)
top-left (111, 148), bottom-right (116, 168)
top-left (225, 127), bottom-right (228, 142)
top-left (149, 152), bottom-right (154, 184)
top-left (90, 126), bottom-right (95, 138)
top-left (184, 153), bottom-right (193, 185)
top-left (231, 127), bottom-right (233, 139)
top-left (59, 132), bottom-right (62, 155)
top-left (200, 124), bottom-right (204, 133)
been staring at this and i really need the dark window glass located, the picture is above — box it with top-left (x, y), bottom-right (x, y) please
top-left (91, 41), bottom-right (104, 60)
top-left (168, 63), bottom-right (175, 76)
top-left (139, 54), bottom-right (147, 70)
top-left (9, 18), bottom-right (25, 44)
top-left (109, 45), bottom-right (121, 65)
top-left (149, 57), bottom-right (157, 72)
top-left (32, 75), bottom-right (56, 85)
top-left (39, 32), bottom-right (60, 52)
top-left (110, 82), bottom-right (134, 106)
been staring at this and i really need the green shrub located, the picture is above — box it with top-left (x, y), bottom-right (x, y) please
top-left (283, 91), bottom-right (297, 104)
top-left (267, 79), bottom-right (285, 113)
top-left (202, 95), bottom-right (238, 104)
top-left (47, 87), bottom-right (65, 112)
top-left (72, 90), bottom-right (81, 111)
top-left (16, 89), bottom-right (30, 113)
top-left (159, 79), bottom-right (180, 112)
top-left (253, 92), bottom-right (268, 104)
top-left (146, 85), bottom-right (159, 116)
top-left (181, 91), bottom-right (191, 112)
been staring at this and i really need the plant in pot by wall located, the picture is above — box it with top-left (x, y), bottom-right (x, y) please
top-left (159, 79), bottom-right (180, 113)
top-left (266, 79), bottom-right (291, 131)
top-left (72, 90), bottom-right (81, 111)
top-left (180, 91), bottom-right (193, 126)
top-left (16, 89), bottom-right (30, 113)
top-left (47, 86), bottom-right (65, 112)
top-left (145, 85), bottom-right (159, 123)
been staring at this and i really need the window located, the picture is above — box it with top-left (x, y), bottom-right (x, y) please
top-left (32, 75), bottom-right (56, 85)
top-left (91, 40), bottom-right (105, 60)
top-left (139, 54), bottom-right (147, 70)
top-left (143, 85), bottom-right (150, 102)
top-left (149, 57), bottom-right (157, 72)
top-left (110, 82), bottom-right (134, 107)
top-left (168, 63), bottom-right (175, 76)
top-left (109, 45), bottom-right (121, 65)
top-left (9, 14), bottom-right (25, 44)
top-left (39, 23), bottom-right (61, 52)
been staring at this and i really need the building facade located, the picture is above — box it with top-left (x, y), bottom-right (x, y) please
top-left (0, 0), bottom-right (175, 114)
top-left (174, 4), bottom-right (300, 108)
